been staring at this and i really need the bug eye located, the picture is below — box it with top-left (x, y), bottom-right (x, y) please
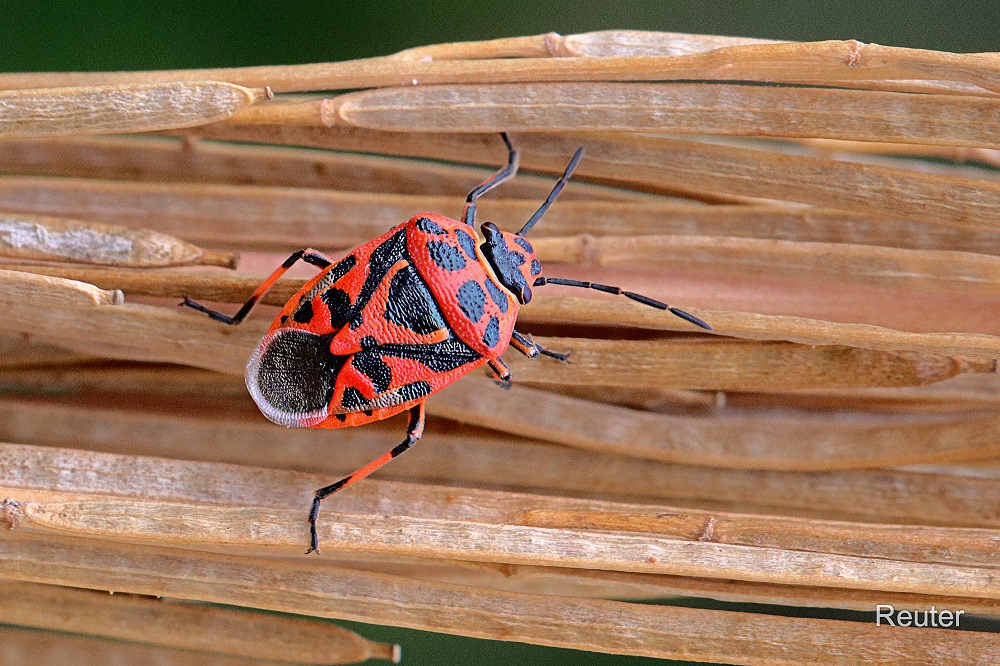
top-left (519, 285), bottom-right (532, 304)
top-left (481, 222), bottom-right (501, 240)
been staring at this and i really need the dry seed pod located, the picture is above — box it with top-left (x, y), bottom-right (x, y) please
top-left (0, 81), bottom-right (264, 137)
top-left (0, 214), bottom-right (235, 268)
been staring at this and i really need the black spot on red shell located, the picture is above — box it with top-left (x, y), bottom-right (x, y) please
top-left (457, 281), bottom-right (486, 322)
top-left (322, 288), bottom-right (351, 329)
top-left (385, 264), bottom-right (448, 335)
top-left (352, 229), bottom-right (407, 318)
top-left (292, 298), bottom-right (314, 324)
top-left (397, 380), bottom-right (432, 403)
top-left (360, 336), bottom-right (379, 349)
top-left (483, 316), bottom-right (500, 348)
top-left (531, 259), bottom-right (542, 276)
top-left (256, 330), bottom-right (344, 414)
top-left (335, 413), bottom-right (347, 422)
top-left (416, 216), bottom-right (447, 235)
top-left (279, 315), bottom-right (289, 325)
top-left (379, 338), bottom-right (480, 373)
top-left (352, 351), bottom-right (392, 394)
top-left (427, 240), bottom-right (467, 271)
top-left (484, 279), bottom-right (509, 314)
top-left (455, 228), bottom-right (478, 260)
top-left (329, 254), bottom-right (357, 282)
top-left (514, 236), bottom-right (534, 253)
top-left (363, 409), bottom-right (374, 416)
top-left (342, 387), bottom-right (366, 411)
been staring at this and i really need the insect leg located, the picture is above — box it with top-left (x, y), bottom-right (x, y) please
top-left (181, 248), bottom-right (333, 325)
top-left (462, 133), bottom-right (519, 227)
top-left (306, 402), bottom-right (426, 554)
top-left (486, 358), bottom-right (512, 388)
top-left (532, 277), bottom-right (712, 330)
top-left (510, 330), bottom-right (569, 362)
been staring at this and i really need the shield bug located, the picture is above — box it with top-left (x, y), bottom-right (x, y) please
top-left (182, 134), bottom-right (711, 553)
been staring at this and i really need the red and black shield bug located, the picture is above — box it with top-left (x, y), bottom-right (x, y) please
top-left (182, 133), bottom-right (711, 553)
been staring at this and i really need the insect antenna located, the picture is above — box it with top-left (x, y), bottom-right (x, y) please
top-left (532, 277), bottom-right (712, 330)
top-left (518, 147), bottom-right (584, 236)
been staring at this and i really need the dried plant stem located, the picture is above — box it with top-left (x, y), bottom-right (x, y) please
top-left (7, 159), bottom-right (1000, 255)
top-left (0, 136), bottom-right (649, 202)
top-left (532, 234), bottom-right (1000, 297)
top-left (0, 177), bottom-right (694, 252)
top-left (391, 32), bottom-right (566, 60)
top-left (7, 265), bottom-right (1000, 358)
top-left (0, 268), bottom-right (122, 307)
top-left (392, 28), bottom-right (1000, 97)
top-left (525, 296), bottom-right (1000, 358)
top-left (4, 446), bottom-right (1000, 599)
top-left (504, 337), bottom-right (994, 390)
top-left (332, 552), bottom-right (1000, 614)
top-left (800, 137), bottom-right (1000, 167)
top-left (5, 445), bottom-right (1000, 596)
top-left (391, 31), bottom-right (783, 60)
top-left (0, 334), bottom-right (97, 367)
top-left (423, 132), bottom-right (1000, 232)
top-left (0, 213), bottom-right (235, 267)
top-left (0, 580), bottom-right (396, 664)
top-left (7, 354), bottom-right (997, 416)
top-left (7, 365), bottom-right (1000, 470)
top-left (180, 126), bottom-right (1000, 231)
top-left (8, 268), bottom-right (988, 389)
top-left (0, 82), bottom-right (263, 137)
top-left (0, 625), bottom-right (279, 666)
top-left (1, 532), bottom-right (986, 665)
top-left (557, 30), bottom-right (785, 57)
top-left (334, 554), bottom-right (1000, 615)
top-left (0, 262), bottom-right (300, 305)
top-left (1, 408), bottom-right (997, 527)
top-left (11, 496), bottom-right (1000, 601)
top-left (431, 380), bottom-right (1000, 469)
top-left (4, 41), bottom-right (1000, 96)
top-left (249, 83), bottom-right (1000, 149)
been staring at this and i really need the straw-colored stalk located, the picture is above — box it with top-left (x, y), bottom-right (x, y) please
top-left (0, 82), bottom-right (263, 137)
top-left (3, 530), bottom-right (989, 665)
top-left (0, 580), bottom-right (397, 664)
top-left (0, 213), bottom-right (235, 267)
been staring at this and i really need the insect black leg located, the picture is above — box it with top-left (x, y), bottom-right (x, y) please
top-left (510, 330), bottom-right (570, 362)
top-left (462, 133), bottom-right (519, 227)
top-left (181, 248), bottom-right (333, 325)
top-left (533, 277), bottom-right (712, 330)
top-left (486, 358), bottom-right (512, 388)
top-left (306, 402), bottom-right (426, 555)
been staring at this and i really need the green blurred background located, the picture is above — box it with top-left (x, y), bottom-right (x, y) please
top-left (1, 1), bottom-right (996, 664)
top-left (0, 0), bottom-right (998, 71)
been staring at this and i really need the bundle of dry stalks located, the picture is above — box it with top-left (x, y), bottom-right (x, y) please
top-left (1, 30), bottom-right (999, 664)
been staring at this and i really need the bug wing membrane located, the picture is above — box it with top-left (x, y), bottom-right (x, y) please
top-left (246, 329), bottom-right (342, 427)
